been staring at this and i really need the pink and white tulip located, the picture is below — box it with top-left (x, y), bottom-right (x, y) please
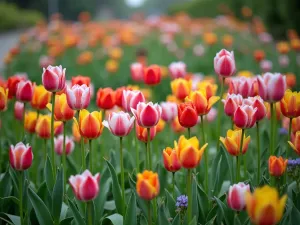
top-left (122, 90), bottom-right (145, 112)
top-left (260, 60), bottom-right (273, 73)
top-left (233, 104), bottom-right (257, 128)
top-left (131, 102), bottom-right (162, 128)
top-left (229, 77), bottom-right (256, 98)
top-left (69, 170), bottom-right (100, 201)
top-left (214, 49), bottom-right (236, 77)
top-left (102, 111), bottom-right (135, 137)
top-left (130, 62), bottom-right (144, 82)
top-left (160, 102), bottom-right (178, 122)
top-left (243, 96), bottom-right (266, 121)
top-left (222, 94), bottom-right (243, 117)
top-left (66, 84), bottom-right (91, 110)
top-left (227, 182), bottom-right (250, 211)
top-left (9, 142), bottom-right (33, 171)
top-left (16, 81), bottom-right (34, 102)
top-left (257, 72), bottom-right (287, 102)
top-left (168, 62), bottom-right (186, 79)
top-left (42, 65), bottom-right (66, 92)
top-left (54, 135), bottom-right (75, 155)
top-left (278, 55), bottom-right (289, 68)
top-left (14, 101), bottom-right (24, 121)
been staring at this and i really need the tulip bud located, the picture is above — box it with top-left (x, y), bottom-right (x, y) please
top-left (227, 182), bottom-right (250, 211)
top-left (170, 78), bottom-right (192, 100)
top-left (77, 109), bottom-right (104, 139)
top-left (135, 122), bottom-right (156, 143)
top-left (177, 102), bottom-right (198, 128)
top-left (42, 65), bottom-right (66, 92)
top-left (162, 147), bottom-right (181, 172)
top-left (136, 170), bottom-right (160, 200)
top-left (229, 77), bottom-right (257, 98)
top-left (49, 93), bottom-right (75, 121)
top-left (278, 55), bottom-right (289, 68)
top-left (96, 88), bottom-right (116, 110)
top-left (280, 89), bottom-right (300, 118)
top-left (130, 62), bottom-right (144, 82)
top-left (16, 81), bottom-right (33, 102)
top-left (54, 135), bottom-right (75, 155)
top-left (169, 61), bottom-right (186, 79)
top-left (9, 142), bottom-right (33, 171)
top-left (260, 60), bottom-right (273, 73)
top-left (122, 90), bottom-right (145, 112)
top-left (31, 85), bottom-right (51, 110)
top-left (233, 105), bottom-right (257, 129)
top-left (71, 75), bottom-right (91, 86)
top-left (214, 49), bottom-right (236, 77)
top-left (143, 65), bottom-right (161, 86)
top-left (14, 101), bottom-right (24, 121)
top-left (288, 131), bottom-right (300, 156)
top-left (268, 156), bottom-right (287, 177)
top-left (7, 74), bottom-right (27, 99)
top-left (66, 84), bottom-right (91, 110)
top-left (69, 170), bottom-right (100, 201)
top-left (132, 102), bottom-right (162, 128)
top-left (160, 102), bottom-right (178, 122)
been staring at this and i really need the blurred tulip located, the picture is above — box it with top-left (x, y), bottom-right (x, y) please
top-left (136, 170), bottom-right (160, 200)
top-left (48, 93), bottom-right (75, 121)
top-left (31, 85), bottom-right (51, 110)
top-left (285, 73), bottom-right (296, 89)
top-left (243, 96), bottom-right (266, 121)
top-left (288, 131), bottom-right (300, 155)
top-left (7, 74), bottom-right (26, 99)
top-left (0, 87), bottom-right (8, 111)
top-left (54, 135), bottom-right (75, 155)
top-left (205, 107), bottom-right (217, 122)
top-left (171, 78), bottom-right (192, 100)
top-left (24, 111), bottom-right (38, 133)
top-left (222, 94), bottom-right (243, 117)
top-left (35, 115), bottom-right (63, 139)
top-left (77, 51), bottom-right (93, 65)
top-left (160, 102), bottom-right (178, 122)
top-left (278, 55), bottom-right (289, 68)
top-left (186, 90), bottom-right (219, 115)
top-left (175, 135), bottom-right (208, 169)
top-left (42, 65), bottom-right (66, 92)
top-left (16, 81), bottom-right (33, 102)
top-left (268, 156), bottom-right (287, 177)
top-left (115, 87), bottom-right (127, 108)
top-left (253, 50), bottom-right (265, 62)
top-left (66, 84), bottom-right (91, 110)
top-left (245, 186), bottom-right (287, 225)
top-left (214, 49), bottom-right (236, 77)
top-left (266, 102), bottom-right (282, 121)
top-left (9, 142), bottom-right (33, 171)
top-left (162, 147), bottom-right (181, 172)
top-left (132, 102), bottom-right (161, 128)
top-left (130, 62), bottom-right (144, 82)
top-left (143, 65), bottom-right (161, 86)
top-left (171, 117), bottom-right (186, 133)
top-left (71, 75), bottom-right (91, 86)
top-left (169, 61), bottom-right (186, 79)
top-left (257, 72), bottom-right (286, 103)
top-left (177, 102), bottom-right (198, 128)
top-left (233, 105), bottom-right (257, 129)
top-left (106, 59), bottom-right (119, 73)
top-left (280, 89), bottom-right (300, 118)
top-left (77, 109), bottom-right (104, 139)
top-left (276, 42), bottom-right (290, 54)
top-left (122, 90), bottom-right (145, 112)
top-left (260, 60), bottom-right (272, 73)
top-left (227, 182), bottom-right (250, 211)
top-left (96, 88), bottom-right (116, 110)
top-left (198, 81), bottom-right (217, 99)
top-left (222, 34), bottom-right (233, 48)
top-left (136, 122), bottom-right (156, 143)
top-left (39, 55), bottom-right (55, 68)
top-left (14, 101), bottom-right (24, 121)
top-left (220, 129), bottom-right (250, 156)
top-left (156, 119), bottom-right (165, 133)
top-left (69, 170), bottom-right (100, 201)
top-left (229, 77), bottom-right (257, 98)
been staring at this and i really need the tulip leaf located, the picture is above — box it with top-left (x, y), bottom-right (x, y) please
top-left (52, 168), bottom-right (63, 224)
top-left (59, 217), bottom-right (73, 225)
top-left (157, 163), bottom-right (168, 196)
top-left (44, 156), bottom-right (54, 192)
top-left (165, 189), bottom-right (176, 218)
top-left (0, 169), bottom-right (12, 197)
top-left (105, 159), bottom-right (123, 214)
top-left (192, 176), bottom-right (199, 221)
top-left (158, 203), bottom-right (171, 225)
top-left (104, 213), bottom-right (123, 225)
top-left (291, 207), bottom-right (300, 225)
top-left (234, 215), bottom-right (242, 225)
top-left (197, 184), bottom-right (209, 222)
top-left (213, 196), bottom-right (231, 225)
top-left (124, 192), bottom-right (137, 225)
top-left (28, 187), bottom-right (53, 225)
top-left (1, 213), bottom-right (21, 225)
top-left (8, 167), bottom-right (19, 195)
top-left (66, 157), bottom-right (78, 175)
top-left (213, 155), bottom-right (222, 196)
top-left (0, 196), bottom-right (19, 208)
top-left (188, 216), bottom-right (197, 225)
top-left (67, 198), bottom-right (86, 225)
top-left (172, 214), bottom-right (180, 225)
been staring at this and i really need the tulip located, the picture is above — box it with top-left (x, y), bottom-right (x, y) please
top-left (31, 85), bottom-right (51, 110)
top-left (96, 88), bottom-right (116, 110)
top-left (266, 102), bottom-right (282, 121)
top-left (9, 142), bottom-right (33, 171)
top-left (54, 135), bottom-right (75, 155)
top-left (130, 62), bottom-right (144, 82)
top-left (71, 75), bottom-right (91, 86)
top-left (198, 81), bottom-right (218, 99)
top-left (0, 87), bottom-right (8, 111)
top-left (245, 185), bottom-right (287, 225)
top-left (276, 41), bottom-right (290, 54)
top-left (214, 49), bottom-right (236, 77)
top-left (136, 122), bottom-right (156, 143)
top-left (115, 86), bottom-right (126, 108)
top-left (278, 55), bottom-right (289, 68)
top-left (69, 170), bottom-right (100, 201)
top-left (143, 65), bottom-right (161, 86)
top-left (122, 90), bottom-right (145, 112)
top-left (257, 72), bottom-right (286, 103)
top-left (162, 147), bottom-right (181, 172)
top-left (7, 74), bottom-right (26, 99)
top-left (280, 89), bottom-right (300, 118)
top-left (220, 129), bottom-right (251, 156)
top-left (229, 77), bottom-right (257, 98)
top-left (24, 111), bottom-right (38, 133)
top-left (253, 50), bottom-right (265, 63)
top-left (66, 84), bottom-right (91, 110)
top-left (260, 60), bottom-right (273, 73)
top-left (16, 81), bottom-right (33, 102)
top-left (233, 105), bottom-right (257, 129)
top-left (136, 170), bottom-right (160, 200)
top-left (222, 94), bottom-right (243, 118)
top-left (132, 102), bottom-right (162, 128)
top-left (268, 156), bottom-right (288, 177)
top-left (48, 93), bottom-right (75, 121)
top-left (227, 182), bottom-right (250, 211)
top-left (35, 115), bottom-right (63, 139)
top-left (102, 111), bottom-right (135, 137)
top-left (72, 121), bottom-right (84, 143)
top-left (171, 117), bottom-right (186, 133)
top-left (42, 65), bottom-right (66, 92)
top-left (14, 101), bottom-right (24, 121)
top-left (177, 102), bottom-right (198, 128)
top-left (170, 78), bottom-right (192, 100)
top-left (288, 131), bottom-right (300, 156)
top-left (160, 102), bottom-right (178, 122)
top-left (243, 96), bottom-right (266, 121)
top-left (169, 61), bottom-right (186, 79)
top-left (156, 119), bottom-right (165, 133)
top-left (77, 109), bottom-right (104, 139)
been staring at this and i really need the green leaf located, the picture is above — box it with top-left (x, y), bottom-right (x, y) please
top-left (172, 214), bottom-right (180, 225)
top-left (165, 189), bottom-right (176, 218)
top-left (44, 156), bottom-right (54, 192)
top-left (192, 176), bottom-right (198, 221)
top-left (66, 157), bottom-right (78, 175)
top-left (67, 198), bottom-right (86, 225)
top-left (234, 214), bottom-right (242, 225)
top-left (59, 217), bottom-right (73, 225)
top-left (1, 213), bottom-right (20, 225)
top-left (158, 204), bottom-right (171, 225)
top-left (105, 213), bottom-right (123, 225)
top-left (157, 163), bottom-right (168, 196)
top-left (0, 196), bottom-right (19, 207)
top-left (0, 169), bottom-right (12, 197)
top-left (28, 188), bottom-right (53, 225)
top-left (197, 184), bottom-right (209, 222)
top-left (291, 206), bottom-right (300, 225)
top-left (213, 197), bottom-right (231, 225)
top-left (52, 168), bottom-right (64, 224)
top-left (188, 216), bottom-right (197, 225)
top-left (105, 159), bottom-right (123, 214)
top-left (8, 167), bottom-right (19, 194)
top-left (124, 192), bottom-right (137, 225)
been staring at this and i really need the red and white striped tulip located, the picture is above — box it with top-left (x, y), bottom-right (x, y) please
top-left (243, 96), bottom-right (266, 121)
top-left (160, 102), bottom-right (178, 122)
top-left (66, 84), bottom-right (91, 110)
top-left (229, 77), bottom-right (256, 98)
top-left (42, 65), bottom-right (66, 92)
top-left (222, 94), bottom-right (243, 117)
top-left (214, 49), bottom-right (236, 77)
top-left (168, 61), bottom-right (186, 79)
top-left (122, 90), bottom-right (145, 112)
top-left (132, 102), bottom-right (162, 128)
top-left (233, 104), bottom-right (257, 128)
top-left (227, 182), bottom-right (250, 211)
top-left (9, 142), bottom-right (33, 171)
top-left (54, 135), bottom-right (75, 155)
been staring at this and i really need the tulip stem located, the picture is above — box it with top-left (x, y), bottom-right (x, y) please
top-left (87, 201), bottom-right (93, 225)
top-left (287, 118), bottom-right (292, 158)
top-left (78, 110), bottom-right (86, 171)
top-left (62, 121), bottom-right (67, 195)
top-left (19, 171), bottom-right (24, 225)
top-left (187, 169), bottom-right (192, 223)
top-left (256, 122), bottom-right (261, 185)
top-left (51, 92), bottom-right (56, 178)
top-left (148, 200), bottom-right (152, 225)
top-left (236, 129), bottom-right (245, 182)
top-left (120, 137), bottom-right (125, 216)
top-left (270, 103), bottom-right (274, 156)
top-left (147, 128), bottom-right (152, 170)
top-left (187, 128), bottom-right (191, 138)
top-left (135, 131), bottom-right (139, 173)
top-left (200, 116), bottom-right (208, 195)
top-left (44, 139), bottom-right (47, 164)
top-left (89, 139), bottom-right (93, 172)
top-left (172, 172), bottom-right (175, 199)
top-left (21, 102), bottom-right (26, 140)
top-left (216, 77), bottom-right (225, 151)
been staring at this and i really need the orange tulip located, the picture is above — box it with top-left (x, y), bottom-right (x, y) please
top-left (268, 156), bottom-right (287, 177)
top-left (253, 50), bottom-right (265, 63)
top-left (135, 122), bottom-right (156, 143)
top-left (108, 47), bottom-right (123, 60)
top-left (222, 34), bottom-right (233, 48)
top-left (24, 111), bottom-right (38, 133)
top-left (276, 42), bottom-right (290, 54)
top-left (162, 147), bottom-right (181, 172)
top-left (96, 88), bottom-right (116, 110)
top-left (171, 78), bottom-right (192, 100)
top-left (72, 75), bottom-right (91, 86)
top-left (175, 135), bottom-right (208, 169)
top-left (136, 170), bottom-right (160, 200)
top-left (47, 93), bottom-right (75, 121)
top-left (280, 89), bottom-right (300, 118)
top-left (0, 87), bottom-right (8, 111)
top-left (36, 115), bottom-right (63, 139)
top-left (290, 39), bottom-right (300, 51)
top-left (171, 117), bottom-right (186, 133)
top-left (31, 85), bottom-right (51, 110)
top-left (143, 65), bottom-right (161, 86)
top-left (156, 119), bottom-right (165, 133)
top-left (288, 131), bottom-right (300, 155)
top-left (77, 51), bottom-right (93, 65)
top-left (285, 73), bottom-right (296, 88)
top-left (186, 90), bottom-right (219, 115)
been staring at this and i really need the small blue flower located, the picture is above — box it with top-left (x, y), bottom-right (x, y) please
top-left (176, 195), bottom-right (188, 208)
top-left (288, 158), bottom-right (300, 167)
top-left (279, 128), bottom-right (288, 135)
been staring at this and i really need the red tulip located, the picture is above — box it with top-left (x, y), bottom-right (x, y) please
top-left (122, 90), bottom-right (145, 112)
top-left (214, 49), bottom-right (236, 77)
top-left (177, 102), bottom-right (198, 128)
top-left (66, 84), bottom-right (91, 110)
top-left (9, 142), bottom-right (33, 171)
top-left (136, 122), bottom-right (156, 143)
top-left (42, 65), bottom-right (66, 92)
top-left (16, 81), bottom-right (33, 102)
top-left (233, 105), bottom-right (257, 128)
top-left (143, 65), bottom-right (161, 86)
top-left (96, 87), bottom-right (116, 110)
top-left (7, 74), bottom-right (27, 99)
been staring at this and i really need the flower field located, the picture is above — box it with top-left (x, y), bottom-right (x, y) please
top-left (1, 13), bottom-right (300, 225)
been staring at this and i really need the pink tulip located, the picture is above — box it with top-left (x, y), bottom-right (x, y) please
top-left (168, 61), bottom-right (186, 79)
top-left (260, 60), bottom-right (273, 73)
top-left (122, 90), bottom-right (145, 112)
top-left (257, 72), bottom-right (287, 102)
top-left (66, 84), bottom-right (91, 110)
top-left (69, 170), bottom-right (100, 201)
top-left (14, 101), bottom-right (24, 121)
top-left (102, 111), bottom-right (135, 137)
top-left (278, 55), bottom-right (289, 68)
top-left (214, 49), bottom-right (236, 77)
top-left (130, 62), bottom-right (144, 82)
top-left (205, 107), bottom-right (217, 122)
top-left (131, 102), bottom-right (162, 128)
top-left (227, 182), bottom-right (250, 211)
top-left (243, 96), bottom-right (266, 121)
top-left (39, 55), bottom-right (55, 68)
top-left (160, 102), bottom-right (178, 122)
top-left (16, 81), bottom-right (33, 102)
top-left (233, 104), bottom-right (257, 128)
top-left (9, 142), bottom-right (33, 171)
top-left (229, 77), bottom-right (256, 98)
top-left (222, 94), bottom-right (243, 117)
top-left (42, 65), bottom-right (66, 92)
top-left (54, 135), bottom-right (75, 155)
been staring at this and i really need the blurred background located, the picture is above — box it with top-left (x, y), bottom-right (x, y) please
top-left (0, 0), bottom-right (300, 39)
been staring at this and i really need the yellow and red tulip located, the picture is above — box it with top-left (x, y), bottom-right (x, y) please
top-left (136, 170), bottom-right (160, 200)
top-left (186, 90), bottom-right (219, 115)
top-left (280, 89), bottom-right (300, 118)
top-left (0, 87), bottom-right (8, 111)
top-left (268, 156), bottom-right (288, 177)
top-left (31, 85), bottom-right (51, 110)
top-left (170, 78), bottom-right (192, 101)
top-left (288, 131), bottom-right (300, 155)
top-left (220, 129), bottom-right (250, 156)
top-left (162, 147), bottom-right (181, 172)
